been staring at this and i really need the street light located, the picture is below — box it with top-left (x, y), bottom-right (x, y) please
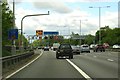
top-left (64, 18), bottom-right (71, 43)
top-left (73, 19), bottom-right (87, 46)
top-left (89, 6), bottom-right (110, 45)
top-left (20, 11), bottom-right (50, 52)
top-left (11, 0), bottom-right (16, 55)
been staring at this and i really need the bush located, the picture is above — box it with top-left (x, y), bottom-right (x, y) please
top-left (2, 46), bottom-right (12, 57)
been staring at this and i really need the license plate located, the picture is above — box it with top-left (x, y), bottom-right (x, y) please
top-left (60, 50), bottom-right (63, 52)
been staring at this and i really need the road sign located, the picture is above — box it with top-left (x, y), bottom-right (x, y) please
top-left (44, 31), bottom-right (59, 35)
top-left (36, 30), bottom-right (43, 36)
top-left (8, 29), bottom-right (18, 40)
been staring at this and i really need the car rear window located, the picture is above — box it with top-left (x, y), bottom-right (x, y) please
top-left (60, 44), bottom-right (71, 49)
top-left (82, 46), bottom-right (89, 47)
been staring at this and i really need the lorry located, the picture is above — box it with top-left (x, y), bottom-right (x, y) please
top-left (53, 43), bottom-right (60, 51)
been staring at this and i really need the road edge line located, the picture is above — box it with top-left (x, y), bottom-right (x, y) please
top-left (5, 50), bottom-right (43, 79)
top-left (66, 59), bottom-right (92, 80)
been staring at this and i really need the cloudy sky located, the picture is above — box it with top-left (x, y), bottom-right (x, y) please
top-left (8, 0), bottom-right (118, 37)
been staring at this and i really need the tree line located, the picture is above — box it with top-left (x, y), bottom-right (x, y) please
top-left (32, 26), bottom-right (120, 47)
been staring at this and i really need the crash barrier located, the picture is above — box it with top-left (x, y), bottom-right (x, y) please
top-left (106, 48), bottom-right (120, 52)
top-left (1, 50), bottom-right (34, 69)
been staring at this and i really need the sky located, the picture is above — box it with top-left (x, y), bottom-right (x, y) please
top-left (7, 0), bottom-right (119, 37)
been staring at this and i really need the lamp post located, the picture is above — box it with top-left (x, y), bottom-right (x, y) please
top-left (79, 20), bottom-right (87, 46)
top-left (74, 19), bottom-right (87, 46)
top-left (20, 11), bottom-right (50, 52)
top-left (11, 0), bottom-right (16, 55)
top-left (89, 6), bottom-right (110, 45)
top-left (64, 18), bottom-right (70, 43)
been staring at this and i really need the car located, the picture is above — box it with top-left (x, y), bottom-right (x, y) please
top-left (113, 44), bottom-right (120, 49)
top-left (44, 46), bottom-right (49, 51)
top-left (56, 43), bottom-right (73, 59)
top-left (103, 43), bottom-right (109, 48)
top-left (93, 44), bottom-right (105, 52)
top-left (53, 43), bottom-right (60, 51)
top-left (80, 44), bottom-right (90, 53)
top-left (37, 46), bottom-right (42, 49)
top-left (90, 44), bottom-right (95, 49)
top-left (71, 45), bottom-right (80, 54)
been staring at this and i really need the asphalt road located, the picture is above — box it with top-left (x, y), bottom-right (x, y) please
top-left (7, 49), bottom-right (119, 79)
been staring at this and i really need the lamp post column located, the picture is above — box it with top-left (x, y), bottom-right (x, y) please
top-left (99, 7), bottom-right (101, 45)
top-left (12, 0), bottom-right (16, 55)
top-left (79, 20), bottom-right (81, 46)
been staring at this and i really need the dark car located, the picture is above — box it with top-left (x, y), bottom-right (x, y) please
top-left (37, 46), bottom-right (42, 49)
top-left (71, 45), bottom-right (80, 54)
top-left (44, 46), bottom-right (49, 51)
top-left (93, 44), bottom-right (105, 52)
top-left (56, 43), bottom-right (73, 59)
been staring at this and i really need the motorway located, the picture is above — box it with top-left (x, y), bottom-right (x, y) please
top-left (7, 49), bottom-right (119, 79)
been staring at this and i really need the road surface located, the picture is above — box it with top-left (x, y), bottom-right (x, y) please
top-left (6, 49), bottom-right (119, 79)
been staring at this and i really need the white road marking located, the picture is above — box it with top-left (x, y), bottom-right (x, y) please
top-left (66, 59), bottom-right (92, 80)
top-left (107, 59), bottom-right (114, 62)
top-left (6, 50), bottom-right (43, 79)
top-left (93, 56), bottom-right (97, 58)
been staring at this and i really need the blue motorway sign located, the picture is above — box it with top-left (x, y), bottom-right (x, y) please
top-left (8, 29), bottom-right (18, 40)
top-left (44, 31), bottom-right (59, 35)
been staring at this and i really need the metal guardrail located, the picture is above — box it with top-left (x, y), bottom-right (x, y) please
top-left (1, 50), bottom-right (34, 69)
top-left (105, 48), bottom-right (120, 52)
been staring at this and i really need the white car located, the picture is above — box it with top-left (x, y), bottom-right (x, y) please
top-left (113, 45), bottom-right (120, 48)
top-left (90, 44), bottom-right (95, 49)
top-left (80, 44), bottom-right (90, 53)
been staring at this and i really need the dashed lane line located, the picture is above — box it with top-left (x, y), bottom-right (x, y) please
top-left (5, 50), bottom-right (43, 79)
top-left (66, 59), bottom-right (92, 80)
top-left (93, 56), bottom-right (97, 58)
top-left (107, 59), bottom-right (114, 62)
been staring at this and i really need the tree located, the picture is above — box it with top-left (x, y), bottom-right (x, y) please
top-left (70, 32), bottom-right (79, 45)
top-left (84, 34), bottom-right (95, 45)
top-left (2, 1), bottom-right (28, 56)
top-left (2, 2), bottom-right (14, 46)
top-left (2, 1), bottom-right (14, 56)
top-left (95, 26), bottom-right (120, 46)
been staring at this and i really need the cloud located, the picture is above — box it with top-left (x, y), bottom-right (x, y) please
top-left (15, 8), bottom-right (118, 35)
top-left (101, 11), bottom-right (118, 28)
top-left (7, 0), bottom-right (23, 4)
top-left (32, 0), bottom-right (72, 13)
top-left (22, 0), bottom-right (118, 2)
top-left (14, 1), bottom-right (118, 36)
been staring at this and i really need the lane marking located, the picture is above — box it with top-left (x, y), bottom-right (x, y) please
top-left (5, 50), bottom-right (43, 79)
top-left (93, 56), bottom-right (97, 58)
top-left (107, 59), bottom-right (114, 62)
top-left (66, 59), bottom-right (92, 80)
